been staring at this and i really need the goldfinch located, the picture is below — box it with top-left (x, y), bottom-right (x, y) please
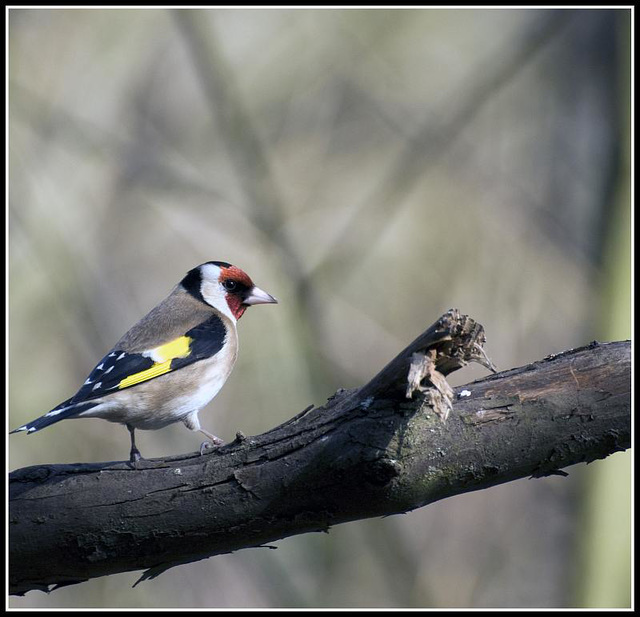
top-left (10, 261), bottom-right (277, 462)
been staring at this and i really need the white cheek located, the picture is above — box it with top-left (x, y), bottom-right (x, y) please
top-left (200, 279), bottom-right (235, 322)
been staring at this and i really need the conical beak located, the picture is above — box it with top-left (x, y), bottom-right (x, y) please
top-left (243, 285), bottom-right (278, 306)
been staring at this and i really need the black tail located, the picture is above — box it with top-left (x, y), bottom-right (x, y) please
top-left (10, 400), bottom-right (98, 435)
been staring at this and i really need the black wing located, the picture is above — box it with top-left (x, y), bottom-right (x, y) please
top-left (70, 315), bottom-right (227, 404)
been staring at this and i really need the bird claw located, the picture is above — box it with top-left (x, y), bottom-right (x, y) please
top-left (200, 437), bottom-right (224, 455)
top-left (129, 447), bottom-right (142, 466)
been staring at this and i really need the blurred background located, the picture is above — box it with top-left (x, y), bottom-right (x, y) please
top-left (8, 7), bottom-right (631, 609)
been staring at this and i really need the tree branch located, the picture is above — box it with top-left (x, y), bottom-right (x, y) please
top-left (9, 310), bottom-right (630, 595)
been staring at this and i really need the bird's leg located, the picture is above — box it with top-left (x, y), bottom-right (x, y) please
top-left (126, 424), bottom-right (142, 464)
top-left (182, 411), bottom-right (224, 455)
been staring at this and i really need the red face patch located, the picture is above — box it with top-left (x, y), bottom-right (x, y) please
top-left (225, 295), bottom-right (247, 320)
top-left (220, 266), bottom-right (254, 320)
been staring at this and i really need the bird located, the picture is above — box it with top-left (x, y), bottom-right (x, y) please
top-left (10, 261), bottom-right (278, 463)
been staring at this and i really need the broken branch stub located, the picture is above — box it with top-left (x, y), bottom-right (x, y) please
top-left (427, 309), bottom-right (497, 376)
top-left (406, 350), bottom-right (455, 421)
top-left (359, 308), bottom-right (496, 403)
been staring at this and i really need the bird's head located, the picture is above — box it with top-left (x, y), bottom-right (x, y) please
top-left (181, 261), bottom-right (278, 321)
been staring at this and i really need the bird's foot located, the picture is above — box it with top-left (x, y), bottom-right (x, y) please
top-left (128, 447), bottom-right (143, 467)
top-left (199, 436), bottom-right (225, 455)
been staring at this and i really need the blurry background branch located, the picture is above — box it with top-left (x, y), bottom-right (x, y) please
top-left (10, 311), bottom-right (631, 596)
top-left (302, 10), bottom-right (575, 280)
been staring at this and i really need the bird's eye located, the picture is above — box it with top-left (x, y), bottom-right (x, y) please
top-left (222, 280), bottom-right (238, 292)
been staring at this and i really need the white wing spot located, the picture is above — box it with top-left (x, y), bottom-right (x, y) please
top-left (84, 378), bottom-right (93, 385)
top-left (117, 353), bottom-right (126, 361)
top-left (27, 427), bottom-right (37, 433)
top-left (108, 352), bottom-right (117, 357)
top-left (45, 408), bottom-right (66, 417)
top-left (96, 363), bottom-right (104, 370)
top-left (92, 382), bottom-right (102, 391)
top-left (104, 366), bottom-right (114, 374)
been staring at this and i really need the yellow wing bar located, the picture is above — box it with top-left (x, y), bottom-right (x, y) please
top-left (153, 336), bottom-right (192, 362)
top-left (117, 336), bottom-right (193, 389)
top-left (118, 360), bottom-right (173, 389)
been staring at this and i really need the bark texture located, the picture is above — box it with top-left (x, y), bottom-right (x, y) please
top-left (9, 310), bottom-right (631, 595)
